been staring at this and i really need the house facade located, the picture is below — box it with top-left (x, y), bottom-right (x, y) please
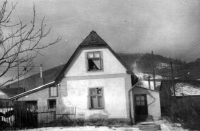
top-left (10, 31), bottom-right (161, 124)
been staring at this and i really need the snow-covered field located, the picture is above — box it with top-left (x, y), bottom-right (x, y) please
top-left (18, 118), bottom-right (188, 131)
top-left (175, 83), bottom-right (200, 96)
top-left (19, 126), bottom-right (140, 131)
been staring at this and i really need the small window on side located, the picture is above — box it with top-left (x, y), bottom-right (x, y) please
top-left (49, 85), bottom-right (58, 97)
top-left (48, 99), bottom-right (56, 109)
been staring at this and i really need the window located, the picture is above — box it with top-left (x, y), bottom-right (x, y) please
top-left (87, 51), bottom-right (103, 71)
top-left (49, 85), bottom-right (58, 97)
top-left (25, 101), bottom-right (37, 112)
top-left (135, 95), bottom-right (146, 106)
top-left (48, 99), bottom-right (56, 109)
top-left (89, 88), bottom-right (104, 109)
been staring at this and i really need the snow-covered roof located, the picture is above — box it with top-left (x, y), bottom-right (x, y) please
top-left (173, 83), bottom-right (200, 96)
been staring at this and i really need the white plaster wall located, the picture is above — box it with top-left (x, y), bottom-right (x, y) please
top-left (18, 88), bottom-right (50, 108)
top-left (59, 77), bottom-right (128, 119)
top-left (133, 87), bottom-right (161, 120)
top-left (65, 48), bottom-right (127, 77)
top-left (147, 91), bottom-right (161, 120)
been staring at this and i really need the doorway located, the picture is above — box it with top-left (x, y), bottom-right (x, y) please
top-left (134, 94), bottom-right (148, 122)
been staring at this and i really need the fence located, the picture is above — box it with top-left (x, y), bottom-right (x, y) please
top-left (164, 96), bottom-right (200, 130)
top-left (161, 95), bottom-right (200, 115)
top-left (0, 105), bottom-right (77, 130)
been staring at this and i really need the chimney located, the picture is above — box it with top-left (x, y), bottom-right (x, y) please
top-left (36, 64), bottom-right (45, 86)
top-left (40, 64), bottom-right (43, 78)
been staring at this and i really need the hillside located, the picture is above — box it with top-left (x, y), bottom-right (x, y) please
top-left (118, 53), bottom-right (199, 80)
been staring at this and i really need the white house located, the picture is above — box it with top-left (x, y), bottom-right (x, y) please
top-left (10, 31), bottom-right (161, 124)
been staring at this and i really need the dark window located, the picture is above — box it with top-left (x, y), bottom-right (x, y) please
top-left (26, 101), bottom-right (37, 112)
top-left (48, 99), bottom-right (56, 109)
top-left (89, 88), bottom-right (104, 109)
top-left (87, 51), bottom-right (103, 71)
top-left (49, 86), bottom-right (58, 97)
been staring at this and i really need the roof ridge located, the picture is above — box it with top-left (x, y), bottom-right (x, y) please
top-left (79, 31), bottom-right (108, 46)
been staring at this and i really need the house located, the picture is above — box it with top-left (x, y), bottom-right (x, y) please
top-left (8, 31), bottom-right (161, 124)
top-left (158, 80), bottom-right (200, 114)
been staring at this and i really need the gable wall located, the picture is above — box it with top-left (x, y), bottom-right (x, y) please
top-left (65, 48), bottom-right (127, 77)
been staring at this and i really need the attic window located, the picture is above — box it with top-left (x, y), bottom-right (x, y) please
top-left (87, 51), bottom-right (103, 71)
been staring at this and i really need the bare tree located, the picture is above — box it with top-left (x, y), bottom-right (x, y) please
top-left (0, 0), bottom-right (61, 87)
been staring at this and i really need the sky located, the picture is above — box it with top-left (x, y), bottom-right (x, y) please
top-left (1, 0), bottom-right (200, 83)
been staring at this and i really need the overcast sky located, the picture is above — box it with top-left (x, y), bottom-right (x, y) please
top-left (1, 0), bottom-right (200, 83)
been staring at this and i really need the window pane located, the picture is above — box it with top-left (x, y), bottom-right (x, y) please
top-left (141, 96), bottom-right (145, 100)
top-left (98, 96), bottom-right (103, 107)
top-left (90, 89), bottom-right (96, 95)
top-left (141, 101), bottom-right (145, 106)
top-left (91, 96), bottom-right (96, 108)
top-left (88, 59), bottom-right (101, 70)
top-left (50, 86), bottom-right (57, 97)
top-left (49, 100), bottom-right (56, 109)
top-left (97, 88), bottom-right (102, 95)
top-left (88, 53), bottom-right (94, 58)
top-left (94, 52), bottom-right (100, 58)
top-left (93, 59), bottom-right (101, 69)
top-left (136, 96), bottom-right (140, 101)
top-left (136, 101), bottom-right (140, 106)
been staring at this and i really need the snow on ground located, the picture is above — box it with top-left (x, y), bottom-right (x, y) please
top-left (175, 83), bottom-right (200, 96)
top-left (19, 126), bottom-right (140, 131)
top-left (155, 117), bottom-right (189, 131)
top-left (18, 117), bottom-right (188, 131)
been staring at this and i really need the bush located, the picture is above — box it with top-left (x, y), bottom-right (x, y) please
top-left (169, 98), bottom-right (200, 130)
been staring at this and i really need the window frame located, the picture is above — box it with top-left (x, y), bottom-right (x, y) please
top-left (135, 94), bottom-right (147, 106)
top-left (88, 87), bottom-right (104, 109)
top-left (48, 99), bottom-right (56, 109)
top-left (25, 100), bottom-right (38, 112)
top-left (49, 85), bottom-right (58, 97)
top-left (86, 51), bottom-right (103, 72)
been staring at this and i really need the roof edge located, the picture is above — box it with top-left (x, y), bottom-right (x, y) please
top-left (134, 85), bottom-right (160, 92)
top-left (10, 81), bottom-right (55, 100)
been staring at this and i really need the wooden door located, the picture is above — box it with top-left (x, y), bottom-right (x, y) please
top-left (135, 94), bottom-right (148, 122)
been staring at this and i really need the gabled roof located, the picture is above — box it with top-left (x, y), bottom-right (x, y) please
top-left (0, 87), bottom-right (25, 97)
top-left (79, 30), bottom-right (108, 47)
top-left (55, 31), bottom-right (138, 83)
top-left (2, 64), bottom-right (64, 91)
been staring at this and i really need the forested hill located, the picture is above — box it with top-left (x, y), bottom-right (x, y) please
top-left (117, 53), bottom-right (200, 80)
